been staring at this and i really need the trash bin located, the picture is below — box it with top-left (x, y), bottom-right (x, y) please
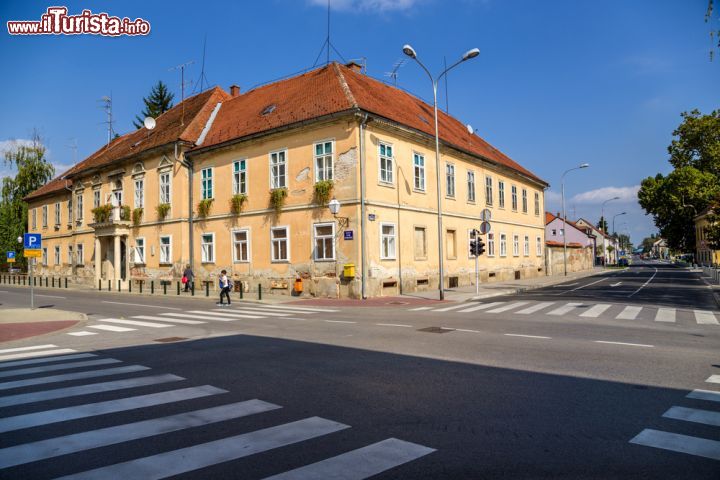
top-left (293, 278), bottom-right (303, 294)
top-left (343, 263), bottom-right (355, 278)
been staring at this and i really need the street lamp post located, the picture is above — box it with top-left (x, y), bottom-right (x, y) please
top-left (403, 44), bottom-right (479, 300)
top-left (612, 211), bottom-right (627, 264)
top-left (601, 196), bottom-right (620, 267)
top-left (561, 164), bottom-right (590, 276)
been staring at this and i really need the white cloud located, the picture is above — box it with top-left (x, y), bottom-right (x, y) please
top-left (308, 0), bottom-right (423, 12)
top-left (570, 185), bottom-right (640, 205)
top-left (0, 139), bottom-right (35, 156)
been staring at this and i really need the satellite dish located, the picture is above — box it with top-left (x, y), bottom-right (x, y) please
top-left (143, 117), bottom-right (156, 130)
top-left (466, 124), bottom-right (474, 135)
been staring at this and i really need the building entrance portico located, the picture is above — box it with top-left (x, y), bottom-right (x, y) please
top-left (91, 207), bottom-right (131, 284)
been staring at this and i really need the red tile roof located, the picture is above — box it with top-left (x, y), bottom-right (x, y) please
top-left (25, 87), bottom-right (230, 201)
top-left (545, 211), bottom-right (558, 225)
top-left (196, 63), bottom-right (546, 185)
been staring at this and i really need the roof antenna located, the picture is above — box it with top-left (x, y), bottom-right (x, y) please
top-left (98, 94), bottom-right (115, 146)
top-left (194, 35), bottom-right (210, 93)
top-left (312, 0), bottom-right (348, 67)
top-left (384, 58), bottom-right (406, 86)
top-left (170, 61), bottom-right (194, 126)
top-left (67, 138), bottom-right (78, 163)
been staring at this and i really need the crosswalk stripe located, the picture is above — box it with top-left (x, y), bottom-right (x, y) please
top-left (264, 304), bottom-right (339, 313)
top-left (214, 308), bottom-right (291, 317)
top-left (88, 324), bottom-right (136, 332)
top-left (0, 344), bottom-right (57, 354)
top-left (0, 358), bottom-right (121, 379)
top-left (487, 301), bottom-right (529, 314)
top-left (579, 304), bottom-right (612, 318)
top-left (706, 374), bottom-right (720, 384)
top-left (67, 331), bottom-right (98, 336)
top-left (694, 310), bottom-right (719, 325)
top-left (547, 303), bottom-right (582, 316)
top-left (663, 406), bottom-right (720, 427)
top-left (263, 438), bottom-right (436, 480)
top-left (0, 353), bottom-right (97, 370)
top-left (186, 310), bottom-right (264, 320)
top-left (630, 428), bottom-right (720, 461)
top-left (408, 307), bottom-right (433, 311)
top-left (0, 365), bottom-right (149, 391)
top-left (132, 315), bottom-right (206, 325)
top-left (101, 318), bottom-right (173, 329)
top-left (0, 399), bottom-right (281, 469)
top-left (687, 389), bottom-right (720, 403)
top-left (0, 374), bottom-right (183, 408)
top-left (456, 302), bottom-right (505, 313)
top-left (515, 302), bottom-right (555, 314)
top-left (654, 308), bottom-right (676, 323)
top-left (0, 348), bottom-right (77, 362)
top-left (57, 416), bottom-right (349, 480)
top-left (431, 303), bottom-right (471, 312)
top-left (158, 312), bottom-right (238, 321)
top-left (616, 306), bottom-right (642, 320)
top-left (0, 385), bottom-right (227, 434)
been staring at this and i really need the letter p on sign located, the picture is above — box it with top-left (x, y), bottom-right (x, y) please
top-left (24, 233), bottom-right (41, 249)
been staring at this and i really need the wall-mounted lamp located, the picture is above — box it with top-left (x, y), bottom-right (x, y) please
top-left (328, 198), bottom-right (349, 229)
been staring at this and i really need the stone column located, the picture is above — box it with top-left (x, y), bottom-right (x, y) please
top-left (94, 237), bottom-right (102, 282)
top-left (113, 235), bottom-right (121, 284)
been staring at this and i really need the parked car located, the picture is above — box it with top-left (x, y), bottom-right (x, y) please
top-left (618, 258), bottom-right (629, 267)
top-left (8, 267), bottom-right (21, 274)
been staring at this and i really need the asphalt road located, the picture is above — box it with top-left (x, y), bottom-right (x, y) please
top-left (0, 260), bottom-right (718, 479)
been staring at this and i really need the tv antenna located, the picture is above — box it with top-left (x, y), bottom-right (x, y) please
top-left (384, 59), bottom-right (406, 86)
top-left (169, 60), bottom-right (194, 125)
top-left (67, 138), bottom-right (78, 163)
top-left (193, 35), bottom-right (210, 93)
top-left (312, 0), bottom-right (347, 67)
top-left (98, 95), bottom-right (115, 145)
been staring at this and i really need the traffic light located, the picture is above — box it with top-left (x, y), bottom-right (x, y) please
top-left (469, 240), bottom-right (477, 257)
top-left (476, 238), bottom-right (486, 256)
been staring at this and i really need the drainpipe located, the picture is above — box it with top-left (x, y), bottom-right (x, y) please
top-left (359, 114), bottom-right (370, 299)
top-left (179, 144), bottom-right (194, 271)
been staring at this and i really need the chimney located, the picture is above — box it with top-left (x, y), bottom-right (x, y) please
top-left (230, 84), bottom-right (240, 97)
top-left (345, 61), bottom-right (363, 73)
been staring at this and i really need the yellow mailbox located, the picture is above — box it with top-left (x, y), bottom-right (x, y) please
top-left (343, 263), bottom-right (355, 278)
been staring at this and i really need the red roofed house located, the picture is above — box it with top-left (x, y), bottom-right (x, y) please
top-left (25, 62), bottom-right (548, 298)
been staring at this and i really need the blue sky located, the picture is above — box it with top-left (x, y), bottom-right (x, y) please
top-left (1, 0), bottom-right (718, 243)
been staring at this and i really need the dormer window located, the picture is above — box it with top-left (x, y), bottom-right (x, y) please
top-left (261, 104), bottom-right (276, 115)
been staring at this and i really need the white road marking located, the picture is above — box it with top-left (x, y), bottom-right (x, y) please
top-left (0, 344), bottom-right (57, 354)
top-left (630, 428), bottom-right (720, 461)
top-left (457, 301), bottom-right (505, 313)
top-left (408, 307), bottom-right (433, 311)
top-left (325, 320), bottom-right (356, 324)
top-left (454, 328), bottom-right (481, 333)
top-left (35, 294), bottom-right (66, 299)
top-left (694, 310), bottom-right (719, 325)
top-left (579, 304), bottom-right (612, 318)
top-left (0, 400), bottom-right (281, 469)
top-left (0, 374), bottom-right (183, 408)
top-left (554, 283), bottom-right (578, 287)
top-left (100, 318), bottom-right (173, 329)
top-left (706, 375), bottom-right (720, 384)
top-left (101, 301), bottom-right (182, 310)
top-left (0, 348), bottom-right (76, 362)
top-left (504, 334), bottom-right (551, 339)
top-left (609, 282), bottom-right (622, 287)
top-left (56, 417), bottom-right (349, 480)
top-left (432, 303), bottom-right (471, 312)
top-left (67, 331), bottom-right (98, 336)
top-left (0, 353), bottom-right (96, 369)
top-left (594, 341), bottom-right (653, 348)
top-left (663, 406), bottom-right (720, 427)
top-left (0, 385), bottom-right (227, 433)
top-left (487, 301), bottom-right (529, 314)
top-left (547, 302), bottom-right (582, 315)
top-left (376, 323), bottom-right (413, 328)
top-left (616, 306), bottom-right (642, 320)
top-left (0, 358), bottom-right (120, 379)
top-left (132, 315), bottom-right (205, 325)
top-left (158, 312), bottom-right (236, 322)
top-left (263, 438), bottom-right (436, 480)
top-left (654, 308), bottom-right (676, 323)
top-left (628, 267), bottom-right (657, 297)
top-left (215, 308), bottom-right (291, 317)
top-left (0, 365), bottom-right (149, 391)
top-left (264, 304), bottom-right (339, 313)
top-left (687, 389), bottom-right (720, 403)
top-left (186, 310), bottom-right (264, 320)
top-left (515, 302), bottom-right (555, 314)
top-left (554, 278), bottom-right (606, 294)
top-left (88, 324), bottom-right (135, 332)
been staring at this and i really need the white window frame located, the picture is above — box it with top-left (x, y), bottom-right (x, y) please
top-left (445, 163), bottom-right (455, 198)
top-left (134, 179), bottom-right (144, 208)
top-left (485, 176), bottom-right (493, 205)
top-left (498, 181), bottom-right (505, 209)
top-left (32, 208), bottom-right (37, 230)
top-left (159, 235), bottom-right (172, 264)
top-left (380, 222), bottom-right (397, 260)
top-left (42, 205), bottom-right (48, 228)
top-left (270, 149), bottom-right (287, 189)
top-left (271, 226), bottom-right (290, 262)
top-left (513, 234), bottom-right (520, 257)
top-left (200, 233), bottom-right (215, 263)
top-left (75, 193), bottom-right (83, 221)
top-left (500, 233), bottom-right (507, 257)
top-left (53, 246), bottom-right (60, 265)
top-left (522, 188), bottom-right (528, 213)
top-left (159, 172), bottom-right (171, 204)
top-left (42, 247), bottom-right (48, 266)
top-left (231, 228), bottom-right (251, 263)
top-left (524, 235), bottom-right (530, 256)
top-left (201, 167), bottom-right (213, 200)
top-left (67, 245), bottom-right (73, 265)
top-left (232, 159), bottom-right (247, 195)
top-left (93, 189), bottom-right (101, 208)
top-left (313, 222), bottom-right (336, 261)
top-left (536, 236), bottom-right (543, 256)
top-left (314, 140), bottom-right (334, 182)
top-left (534, 192), bottom-right (540, 216)
top-left (511, 185), bottom-right (518, 211)
top-left (487, 233), bottom-right (495, 257)
top-left (413, 152), bottom-right (425, 191)
top-left (77, 243), bottom-right (84, 265)
top-left (54, 202), bottom-right (61, 226)
top-left (379, 142), bottom-right (394, 185)
top-left (134, 237), bottom-right (146, 264)
top-left (467, 171), bottom-right (476, 203)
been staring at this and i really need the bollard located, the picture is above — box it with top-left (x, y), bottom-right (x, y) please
top-left (52, 277), bottom-right (55, 288)
top-left (98, 279), bottom-right (101, 290)
top-left (177, 281), bottom-right (180, 295)
top-left (151, 280), bottom-right (154, 294)
top-left (258, 283), bottom-right (262, 300)
top-left (239, 281), bottom-right (243, 300)
top-left (205, 281), bottom-right (209, 297)
top-left (191, 283), bottom-right (195, 296)
top-left (118, 280), bottom-right (121, 292)
top-left (107, 280), bottom-right (111, 291)
top-left (140, 281), bottom-right (143, 294)
top-left (163, 282), bottom-right (167, 295)
top-left (65, 277), bottom-right (68, 289)
top-left (129, 280), bottom-right (132, 293)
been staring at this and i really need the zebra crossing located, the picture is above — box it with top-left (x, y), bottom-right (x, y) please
top-left (408, 301), bottom-right (720, 326)
top-left (0, 344), bottom-right (434, 477)
top-left (67, 303), bottom-right (340, 337)
top-left (630, 372), bottom-right (720, 461)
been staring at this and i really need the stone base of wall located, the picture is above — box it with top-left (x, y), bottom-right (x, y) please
top-left (545, 245), bottom-right (593, 276)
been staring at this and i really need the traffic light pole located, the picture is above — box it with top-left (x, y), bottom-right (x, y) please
top-left (475, 253), bottom-right (479, 296)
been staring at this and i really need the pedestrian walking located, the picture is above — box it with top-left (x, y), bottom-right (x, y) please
top-left (182, 265), bottom-right (194, 292)
top-left (217, 269), bottom-right (232, 306)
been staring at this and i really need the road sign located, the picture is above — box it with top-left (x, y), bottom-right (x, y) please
top-left (344, 230), bottom-right (354, 240)
top-left (480, 209), bottom-right (492, 222)
top-left (479, 221), bottom-right (491, 234)
top-left (23, 233), bottom-right (41, 250)
top-left (7, 251), bottom-right (15, 263)
top-left (24, 249), bottom-right (42, 258)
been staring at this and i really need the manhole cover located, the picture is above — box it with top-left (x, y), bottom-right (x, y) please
top-left (154, 337), bottom-right (188, 343)
top-left (417, 326), bottom-right (454, 334)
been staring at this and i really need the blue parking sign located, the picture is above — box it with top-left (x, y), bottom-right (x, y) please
top-left (24, 233), bottom-right (41, 250)
top-left (7, 251), bottom-right (15, 259)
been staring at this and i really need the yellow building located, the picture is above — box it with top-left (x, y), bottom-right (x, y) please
top-left (695, 207), bottom-right (719, 266)
top-left (25, 62), bottom-right (548, 298)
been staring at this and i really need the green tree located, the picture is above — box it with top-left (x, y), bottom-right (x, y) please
top-left (640, 234), bottom-right (657, 253)
top-left (0, 134), bottom-right (55, 269)
top-left (133, 81), bottom-right (175, 129)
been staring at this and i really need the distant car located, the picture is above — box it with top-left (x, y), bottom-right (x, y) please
top-left (618, 258), bottom-right (629, 267)
top-left (7, 267), bottom-right (20, 274)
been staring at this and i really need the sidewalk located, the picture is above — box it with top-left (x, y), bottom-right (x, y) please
top-left (0, 308), bottom-right (86, 343)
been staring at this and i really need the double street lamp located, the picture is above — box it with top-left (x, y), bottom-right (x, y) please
top-left (561, 163), bottom-right (590, 276)
top-left (403, 44), bottom-right (480, 300)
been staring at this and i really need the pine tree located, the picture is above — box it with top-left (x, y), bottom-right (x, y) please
top-left (133, 81), bottom-right (175, 129)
